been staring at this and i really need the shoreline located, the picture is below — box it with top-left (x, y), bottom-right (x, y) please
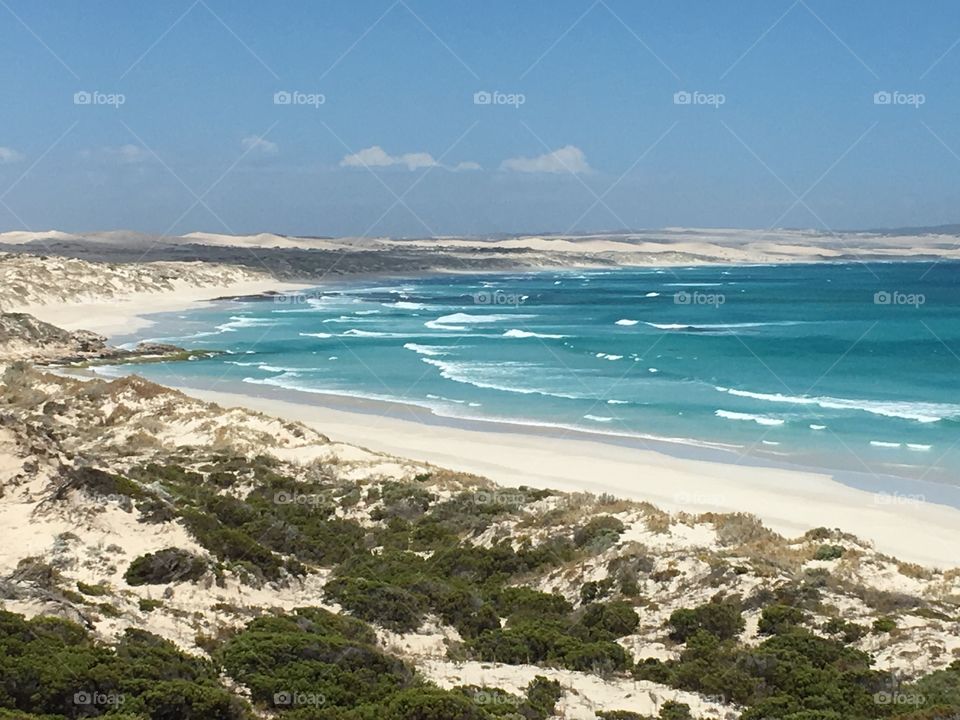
top-left (166, 378), bottom-right (960, 568)
top-left (14, 278), bottom-right (310, 336)
top-left (18, 274), bottom-right (960, 568)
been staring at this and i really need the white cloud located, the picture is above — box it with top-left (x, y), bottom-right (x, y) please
top-left (340, 145), bottom-right (438, 171)
top-left (105, 144), bottom-right (151, 164)
top-left (241, 135), bottom-right (278, 155)
top-left (79, 144), bottom-right (153, 165)
top-left (500, 145), bottom-right (591, 174)
top-left (0, 147), bottom-right (24, 164)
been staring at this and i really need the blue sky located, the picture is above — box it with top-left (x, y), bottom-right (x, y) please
top-left (1, 0), bottom-right (960, 236)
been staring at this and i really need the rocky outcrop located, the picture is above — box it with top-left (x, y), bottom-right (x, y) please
top-left (0, 312), bottom-right (209, 365)
top-left (0, 312), bottom-right (107, 362)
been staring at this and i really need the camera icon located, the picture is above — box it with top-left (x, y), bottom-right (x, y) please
top-left (874, 291), bottom-right (891, 305)
top-left (473, 90), bottom-right (492, 105)
top-left (274, 691), bottom-right (293, 706)
top-left (73, 692), bottom-right (92, 705)
top-left (674, 290), bottom-right (691, 305)
top-left (673, 90), bottom-right (692, 105)
top-left (873, 91), bottom-right (892, 105)
top-left (274, 491), bottom-right (293, 505)
top-left (473, 291), bottom-right (490, 304)
top-left (873, 691), bottom-right (892, 705)
top-left (274, 91), bottom-right (292, 105)
top-left (74, 91), bottom-right (92, 105)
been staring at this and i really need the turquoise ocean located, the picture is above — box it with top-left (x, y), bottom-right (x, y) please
top-left (109, 262), bottom-right (960, 506)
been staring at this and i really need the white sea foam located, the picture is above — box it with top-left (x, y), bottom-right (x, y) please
top-left (607, 399), bottom-right (628, 405)
top-left (323, 315), bottom-right (372, 323)
top-left (870, 441), bottom-right (902, 448)
top-left (715, 409), bottom-right (785, 426)
top-left (907, 443), bottom-right (932, 451)
top-left (216, 315), bottom-right (277, 332)
top-left (595, 353), bottom-right (623, 361)
top-left (258, 364), bottom-right (291, 373)
top-left (583, 414), bottom-right (613, 423)
top-left (644, 292), bottom-right (660, 297)
top-left (809, 424), bottom-right (827, 430)
top-left (403, 343), bottom-right (450, 357)
top-left (241, 374), bottom-right (741, 452)
top-left (503, 329), bottom-right (567, 339)
top-left (715, 386), bottom-right (956, 424)
top-left (342, 329), bottom-right (389, 337)
top-left (615, 319), bottom-right (639, 326)
top-left (425, 312), bottom-right (531, 331)
top-left (391, 301), bottom-right (426, 310)
top-left (299, 332), bottom-right (333, 338)
top-left (420, 357), bottom-right (581, 399)
top-left (646, 321), bottom-right (803, 332)
top-left (645, 323), bottom-right (693, 330)
top-left (426, 393), bottom-right (467, 404)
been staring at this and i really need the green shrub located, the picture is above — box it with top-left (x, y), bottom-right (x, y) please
top-left (579, 601), bottom-right (640, 638)
top-left (814, 544), bottom-right (845, 561)
top-left (0, 610), bottom-right (248, 719)
top-left (124, 548), bottom-right (208, 586)
top-left (872, 617), bottom-right (897, 633)
top-left (580, 578), bottom-right (614, 603)
top-left (467, 619), bottom-right (631, 673)
top-left (668, 598), bottom-right (745, 642)
top-left (217, 607), bottom-right (491, 716)
top-left (574, 516), bottom-right (626, 549)
top-left (324, 576), bottom-right (426, 633)
top-left (758, 604), bottom-right (806, 635)
top-left (821, 618), bottom-right (868, 644)
top-left (658, 702), bottom-right (693, 720)
top-left (76, 581), bottom-right (110, 596)
top-left (494, 587), bottom-right (572, 622)
top-left (523, 676), bottom-right (562, 719)
top-left (385, 688), bottom-right (486, 719)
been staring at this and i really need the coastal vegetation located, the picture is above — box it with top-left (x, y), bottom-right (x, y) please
top-left (1, 361), bottom-right (959, 719)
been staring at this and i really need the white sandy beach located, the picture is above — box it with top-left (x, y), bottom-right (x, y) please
top-left (15, 278), bottom-right (960, 569)
top-left (16, 279), bottom-right (307, 336)
top-left (171, 383), bottom-right (960, 569)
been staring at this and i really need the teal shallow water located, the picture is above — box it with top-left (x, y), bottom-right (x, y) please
top-left (110, 262), bottom-right (960, 498)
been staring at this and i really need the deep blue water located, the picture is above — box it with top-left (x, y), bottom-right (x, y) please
top-left (111, 263), bottom-right (960, 488)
